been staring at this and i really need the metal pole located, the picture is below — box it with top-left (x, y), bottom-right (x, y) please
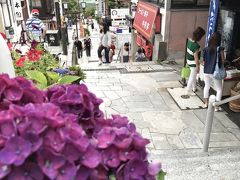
top-left (203, 95), bottom-right (216, 152)
top-left (75, 18), bottom-right (78, 39)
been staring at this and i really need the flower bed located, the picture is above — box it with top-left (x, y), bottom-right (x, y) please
top-left (0, 74), bottom-right (162, 179)
top-left (12, 42), bottom-right (85, 89)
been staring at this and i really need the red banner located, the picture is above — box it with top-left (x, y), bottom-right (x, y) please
top-left (136, 34), bottom-right (142, 46)
top-left (133, 2), bottom-right (158, 40)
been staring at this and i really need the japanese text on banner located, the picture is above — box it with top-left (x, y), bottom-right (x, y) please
top-left (13, 0), bottom-right (23, 21)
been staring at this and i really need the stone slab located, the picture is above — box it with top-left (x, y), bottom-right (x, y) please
top-left (167, 134), bottom-right (185, 149)
top-left (179, 128), bottom-right (202, 149)
top-left (198, 132), bottom-right (238, 142)
top-left (104, 91), bottom-right (120, 100)
top-left (142, 111), bottom-right (185, 134)
top-left (194, 110), bottom-right (228, 133)
top-left (152, 134), bottom-right (172, 150)
top-left (181, 111), bottom-right (205, 133)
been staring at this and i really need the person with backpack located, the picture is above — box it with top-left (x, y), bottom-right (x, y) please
top-left (84, 34), bottom-right (92, 57)
top-left (26, 9), bottom-right (46, 42)
top-left (203, 32), bottom-right (225, 111)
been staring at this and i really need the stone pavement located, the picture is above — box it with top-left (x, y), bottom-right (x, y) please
top-left (83, 64), bottom-right (240, 153)
top-left (75, 19), bottom-right (240, 154)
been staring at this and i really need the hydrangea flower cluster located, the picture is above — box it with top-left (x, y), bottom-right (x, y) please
top-left (0, 74), bottom-right (161, 179)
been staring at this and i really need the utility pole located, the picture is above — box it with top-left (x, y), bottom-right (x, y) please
top-left (55, 0), bottom-right (68, 55)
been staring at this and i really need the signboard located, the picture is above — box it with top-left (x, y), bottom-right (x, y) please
top-left (136, 34), bottom-right (142, 46)
top-left (133, 2), bottom-right (158, 40)
top-left (205, 0), bottom-right (219, 46)
top-left (13, 0), bottom-right (23, 21)
top-left (111, 9), bottom-right (130, 19)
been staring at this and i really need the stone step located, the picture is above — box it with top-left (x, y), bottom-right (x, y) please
top-left (149, 148), bottom-right (240, 180)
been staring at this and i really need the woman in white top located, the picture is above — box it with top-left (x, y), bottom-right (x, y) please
top-left (98, 23), bottom-right (111, 65)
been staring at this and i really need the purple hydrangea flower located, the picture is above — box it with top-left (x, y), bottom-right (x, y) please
top-left (4, 85), bottom-right (23, 101)
top-left (8, 162), bottom-right (44, 180)
top-left (80, 145), bottom-right (101, 168)
top-left (114, 127), bottom-right (132, 149)
top-left (133, 134), bottom-right (150, 150)
top-left (0, 110), bottom-right (16, 139)
top-left (62, 143), bottom-right (80, 162)
top-left (37, 148), bottom-right (66, 179)
top-left (23, 132), bottom-right (43, 152)
top-left (97, 127), bottom-right (116, 149)
top-left (0, 78), bottom-right (7, 97)
top-left (56, 162), bottom-right (77, 180)
top-left (0, 136), bottom-right (32, 166)
top-left (59, 123), bottom-right (89, 152)
top-left (43, 129), bottom-right (65, 152)
top-left (0, 163), bottom-right (11, 179)
top-left (123, 160), bottom-right (148, 179)
top-left (76, 165), bottom-right (92, 180)
top-left (15, 76), bottom-right (33, 89)
top-left (148, 162), bottom-right (161, 176)
top-left (102, 146), bottom-right (121, 168)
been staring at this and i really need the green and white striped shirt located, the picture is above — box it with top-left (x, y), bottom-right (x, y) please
top-left (186, 39), bottom-right (200, 67)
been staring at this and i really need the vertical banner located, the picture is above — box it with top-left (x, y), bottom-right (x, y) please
top-left (205, 0), bottom-right (219, 47)
top-left (13, 0), bottom-right (23, 21)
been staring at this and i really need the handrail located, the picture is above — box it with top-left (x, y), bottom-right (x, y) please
top-left (213, 94), bottom-right (240, 106)
top-left (203, 93), bottom-right (240, 152)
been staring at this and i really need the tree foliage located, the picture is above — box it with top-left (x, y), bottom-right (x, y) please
top-left (84, 6), bottom-right (96, 18)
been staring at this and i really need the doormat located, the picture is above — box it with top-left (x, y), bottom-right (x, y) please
top-left (167, 87), bottom-right (205, 110)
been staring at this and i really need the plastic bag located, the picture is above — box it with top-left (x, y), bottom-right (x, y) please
top-left (181, 65), bottom-right (190, 79)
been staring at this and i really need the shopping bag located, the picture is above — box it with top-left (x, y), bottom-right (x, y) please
top-left (181, 65), bottom-right (190, 79)
top-left (213, 47), bottom-right (226, 80)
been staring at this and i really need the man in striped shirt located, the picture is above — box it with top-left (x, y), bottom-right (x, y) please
top-left (26, 9), bottom-right (46, 42)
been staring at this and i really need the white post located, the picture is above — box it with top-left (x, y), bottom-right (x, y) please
top-left (203, 95), bottom-right (216, 152)
top-left (0, 35), bottom-right (15, 78)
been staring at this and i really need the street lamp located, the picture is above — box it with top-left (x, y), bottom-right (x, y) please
top-left (0, 0), bottom-right (7, 4)
top-left (81, 1), bottom-right (86, 10)
top-left (63, 3), bottom-right (68, 9)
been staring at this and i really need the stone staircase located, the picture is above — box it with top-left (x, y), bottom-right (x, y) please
top-left (149, 148), bottom-right (240, 180)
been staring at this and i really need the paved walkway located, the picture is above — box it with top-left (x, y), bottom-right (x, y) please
top-left (83, 64), bottom-right (240, 153)
top-left (51, 20), bottom-right (240, 154)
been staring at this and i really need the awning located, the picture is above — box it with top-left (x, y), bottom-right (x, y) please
top-left (133, 2), bottom-right (159, 40)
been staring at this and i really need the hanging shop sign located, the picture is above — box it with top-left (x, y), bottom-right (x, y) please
top-left (136, 34), bottom-right (142, 46)
top-left (13, 0), bottom-right (23, 21)
top-left (205, 0), bottom-right (219, 46)
top-left (133, 2), bottom-right (158, 40)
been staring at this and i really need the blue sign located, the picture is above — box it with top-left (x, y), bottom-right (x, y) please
top-left (205, 0), bottom-right (219, 47)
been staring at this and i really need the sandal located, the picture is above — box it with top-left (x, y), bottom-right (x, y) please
top-left (215, 107), bottom-right (223, 112)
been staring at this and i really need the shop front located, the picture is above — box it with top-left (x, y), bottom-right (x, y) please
top-left (133, 1), bottom-right (161, 61)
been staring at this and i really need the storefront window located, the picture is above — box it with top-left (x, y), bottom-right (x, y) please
top-left (171, 0), bottom-right (209, 8)
top-left (32, 0), bottom-right (41, 7)
top-left (145, 0), bottom-right (165, 8)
